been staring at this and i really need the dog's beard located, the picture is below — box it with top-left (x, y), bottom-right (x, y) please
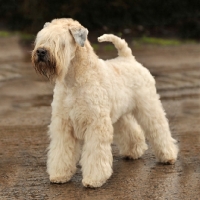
top-left (32, 52), bottom-right (57, 81)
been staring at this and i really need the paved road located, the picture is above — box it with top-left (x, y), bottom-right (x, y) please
top-left (0, 37), bottom-right (199, 199)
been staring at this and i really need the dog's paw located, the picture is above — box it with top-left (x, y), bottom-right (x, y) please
top-left (161, 159), bottom-right (176, 165)
top-left (121, 143), bottom-right (148, 160)
top-left (48, 166), bottom-right (77, 184)
top-left (82, 177), bottom-right (107, 188)
top-left (157, 154), bottom-right (177, 165)
top-left (156, 144), bottom-right (178, 165)
top-left (50, 174), bottom-right (72, 184)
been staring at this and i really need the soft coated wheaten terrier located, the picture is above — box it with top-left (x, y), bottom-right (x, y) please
top-left (32, 18), bottom-right (178, 188)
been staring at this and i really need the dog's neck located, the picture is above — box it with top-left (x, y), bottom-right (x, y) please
top-left (64, 40), bottom-right (99, 86)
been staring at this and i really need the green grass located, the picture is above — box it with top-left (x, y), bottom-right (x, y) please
top-left (0, 31), bottom-right (12, 37)
top-left (104, 44), bottom-right (115, 51)
top-left (92, 44), bottom-right (99, 51)
top-left (135, 36), bottom-right (196, 46)
top-left (92, 44), bottom-right (115, 51)
top-left (0, 30), bottom-right (35, 41)
top-left (19, 33), bottom-right (35, 40)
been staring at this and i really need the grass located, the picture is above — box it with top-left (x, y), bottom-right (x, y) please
top-left (92, 44), bottom-right (116, 51)
top-left (0, 31), bottom-right (12, 37)
top-left (19, 33), bottom-right (35, 40)
top-left (134, 36), bottom-right (196, 46)
top-left (92, 44), bottom-right (99, 51)
top-left (0, 30), bottom-right (35, 41)
top-left (104, 44), bottom-right (115, 51)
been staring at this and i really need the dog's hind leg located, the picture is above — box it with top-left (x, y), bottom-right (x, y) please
top-left (80, 115), bottom-right (113, 188)
top-left (47, 118), bottom-right (80, 183)
top-left (134, 90), bottom-right (178, 164)
top-left (113, 114), bottom-right (148, 159)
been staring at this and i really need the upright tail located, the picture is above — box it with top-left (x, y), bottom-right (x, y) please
top-left (98, 34), bottom-right (132, 57)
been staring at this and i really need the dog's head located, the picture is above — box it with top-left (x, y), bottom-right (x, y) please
top-left (32, 18), bottom-right (88, 81)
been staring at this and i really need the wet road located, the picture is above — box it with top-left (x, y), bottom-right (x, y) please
top-left (0, 37), bottom-right (200, 199)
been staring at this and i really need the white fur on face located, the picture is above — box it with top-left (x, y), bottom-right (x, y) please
top-left (32, 21), bottom-right (77, 81)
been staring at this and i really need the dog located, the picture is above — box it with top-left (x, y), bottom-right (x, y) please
top-left (32, 18), bottom-right (178, 188)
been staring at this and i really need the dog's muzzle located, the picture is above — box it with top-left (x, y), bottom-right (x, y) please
top-left (36, 48), bottom-right (47, 61)
top-left (32, 48), bottom-right (57, 81)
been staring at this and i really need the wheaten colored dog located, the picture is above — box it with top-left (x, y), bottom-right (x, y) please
top-left (32, 18), bottom-right (178, 188)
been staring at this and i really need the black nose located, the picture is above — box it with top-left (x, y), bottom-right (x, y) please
top-left (36, 48), bottom-right (46, 57)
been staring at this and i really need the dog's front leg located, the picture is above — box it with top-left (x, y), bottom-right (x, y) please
top-left (80, 116), bottom-right (113, 188)
top-left (47, 117), bottom-right (79, 183)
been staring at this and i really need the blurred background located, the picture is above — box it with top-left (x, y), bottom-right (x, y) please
top-left (0, 1), bottom-right (200, 199)
top-left (1, 0), bottom-right (200, 57)
top-left (1, 0), bottom-right (200, 39)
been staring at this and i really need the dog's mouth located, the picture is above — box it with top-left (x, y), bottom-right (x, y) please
top-left (32, 49), bottom-right (57, 81)
top-left (37, 56), bottom-right (45, 62)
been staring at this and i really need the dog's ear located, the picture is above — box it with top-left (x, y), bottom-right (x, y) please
top-left (69, 26), bottom-right (88, 47)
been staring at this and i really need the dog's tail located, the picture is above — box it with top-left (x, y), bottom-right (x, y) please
top-left (98, 34), bottom-right (132, 57)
